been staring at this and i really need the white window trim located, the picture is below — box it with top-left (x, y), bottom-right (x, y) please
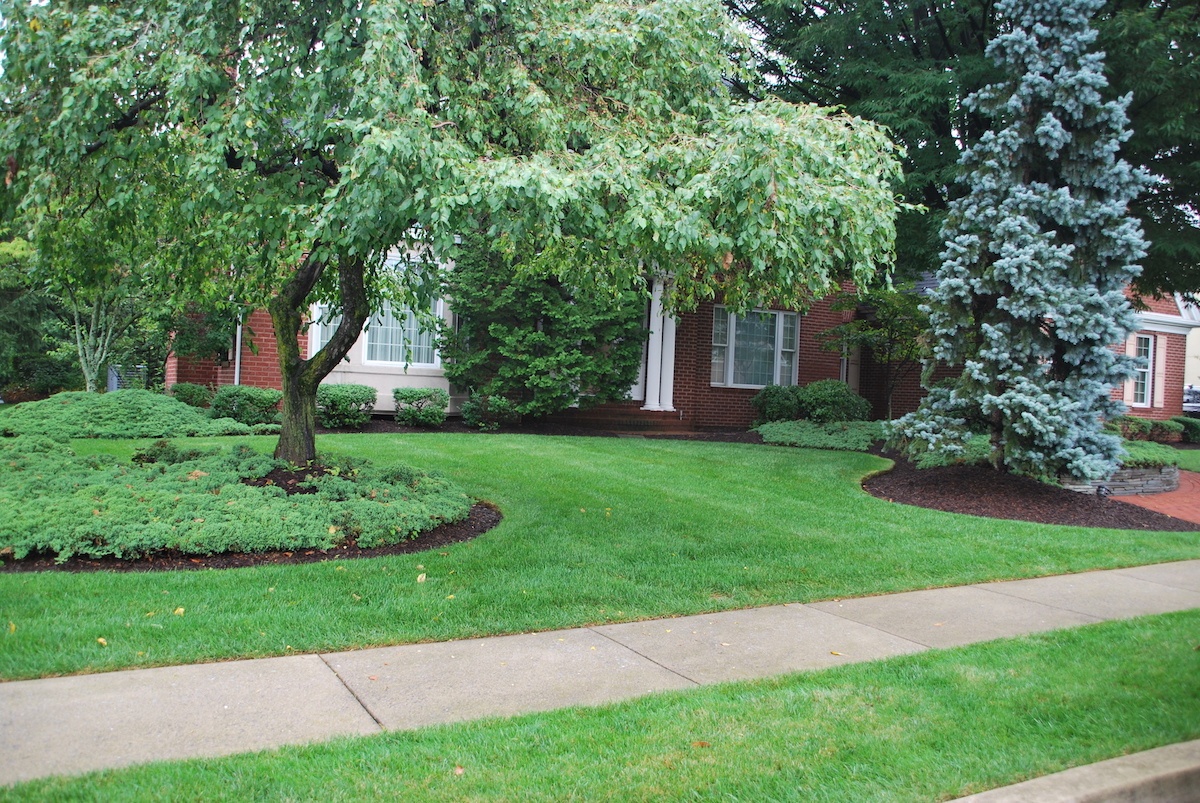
top-left (711, 306), bottom-right (799, 389)
top-left (362, 299), bottom-right (443, 368)
top-left (1131, 334), bottom-right (1153, 408)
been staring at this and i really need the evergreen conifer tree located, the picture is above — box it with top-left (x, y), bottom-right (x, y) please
top-left (891, 0), bottom-right (1149, 481)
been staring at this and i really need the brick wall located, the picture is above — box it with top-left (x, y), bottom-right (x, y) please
top-left (669, 296), bottom-right (853, 430)
top-left (166, 309), bottom-right (296, 392)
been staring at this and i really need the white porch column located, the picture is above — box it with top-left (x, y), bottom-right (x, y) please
top-left (642, 279), bottom-right (665, 411)
top-left (659, 311), bottom-right (676, 412)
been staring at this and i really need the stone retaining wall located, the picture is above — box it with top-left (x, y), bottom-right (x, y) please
top-left (1061, 464), bottom-right (1180, 496)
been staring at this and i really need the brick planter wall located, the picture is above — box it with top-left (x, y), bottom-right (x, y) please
top-left (1060, 464), bottom-right (1180, 496)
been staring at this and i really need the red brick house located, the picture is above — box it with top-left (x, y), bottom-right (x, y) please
top-left (165, 273), bottom-right (1200, 430)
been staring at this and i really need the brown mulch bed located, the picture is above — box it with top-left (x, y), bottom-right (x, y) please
top-left (863, 453), bottom-right (1197, 532)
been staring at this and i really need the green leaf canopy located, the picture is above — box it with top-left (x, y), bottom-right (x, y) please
top-left (1, 0), bottom-right (905, 462)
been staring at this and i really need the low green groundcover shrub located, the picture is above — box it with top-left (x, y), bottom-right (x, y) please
top-left (170, 382), bottom-right (213, 408)
top-left (0, 390), bottom-right (253, 440)
top-left (209, 385), bottom-right (283, 426)
top-left (394, 387), bottom-right (449, 428)
top-left (0, 436), bottom-right (473, 562)
top-left (1119, 439), bottom-right (1179, 468)
top-left (755, 420), bottom-right (884, 452)
top-left (317, 384), bottom-right (377, 429)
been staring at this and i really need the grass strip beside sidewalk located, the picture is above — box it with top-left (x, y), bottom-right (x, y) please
top-left (7, 611), bottom-right (1199, 801)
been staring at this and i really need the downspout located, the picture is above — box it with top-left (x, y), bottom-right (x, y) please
top-left (233, 312), bottom-right (244, 386)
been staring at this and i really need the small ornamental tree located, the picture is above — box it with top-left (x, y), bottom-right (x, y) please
top-left (820, 285), bottom-right (927, 420)
top-left (440, 230), bottom-right (648, 418)
top-left (890, 0), bottom-right (1149, 481)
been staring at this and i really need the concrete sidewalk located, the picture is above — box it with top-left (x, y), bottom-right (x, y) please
top-left (2, 560), bottom-right (1199, 789)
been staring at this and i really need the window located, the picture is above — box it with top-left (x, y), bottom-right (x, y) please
top-left (310, 307), bottom-right (342, 354)
top-left (1132, 334), bottom-right (1153, 406)
top-left (365, 300), bottom-right (440, 366)
top-left (711, 306), bottom-right (799, 388)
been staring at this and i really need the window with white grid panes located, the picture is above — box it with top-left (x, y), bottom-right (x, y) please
top-left (711, 306), bottom-right (799, 388)
top-left (1131, 334), bottom-right (1153, 406)
top-left (365, 300), bottom-right (440, 366)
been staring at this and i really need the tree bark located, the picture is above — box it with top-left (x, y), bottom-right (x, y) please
top-left (269, 252), bottom-right (371, 465)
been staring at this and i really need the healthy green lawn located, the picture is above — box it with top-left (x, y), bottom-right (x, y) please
top-left (2, 434), bottom-right (1197, 681)
top-left (7, 611), bottom-right (1198, 802)
top-left (1172, 446), bottom-right (1200, 473)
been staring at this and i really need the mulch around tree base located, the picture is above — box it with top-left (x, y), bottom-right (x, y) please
top-left (863, 455), bottom-right (1198, 532)
top-left (0, 502), bottom-right (502, 574)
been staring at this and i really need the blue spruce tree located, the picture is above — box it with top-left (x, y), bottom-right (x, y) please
top-left (891, 0), bottom-right (1149, 481)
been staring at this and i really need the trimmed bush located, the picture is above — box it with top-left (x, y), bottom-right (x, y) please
top-left (0, 436), bottom-right (473, 562)
top-left (460, 393), bottom-right (519, 431)
top-left (1171, 416), bottom-right (1200, 443)
top-left (0, 390), bottom-right (252, 439)
top-left (317, 384), bottom-right (377, 429)
top-left (393, 387), bottom-right (449, 428)
top-left (209, 385), bottom-right (283, 426)
top-left (756, 420), bottom-right (884, 451)
top-left (750, 385), bottom-right (803, 424)
top-left (1108, 415), bottom-right (1184, 443)
top-left (170, 382), bottom-right (213, 408)
top-left (794, 380), bottom-right (872, 423)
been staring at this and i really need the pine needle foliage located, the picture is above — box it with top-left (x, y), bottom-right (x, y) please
top-left (891, 0), bottom-right (1149, 481)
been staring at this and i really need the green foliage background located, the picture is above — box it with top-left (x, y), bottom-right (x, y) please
top-left (439, 231), bottom-right (648, 418)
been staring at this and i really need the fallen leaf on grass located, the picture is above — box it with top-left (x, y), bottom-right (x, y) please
top-left (692, 741), bottom-right (711, 748)
top-left (7, 621), bottom-right (15, 634)
top-left (417, 573), bottom-right (427, 583)
top-left (173, 607), bottom-right (185, 616)
top-left (454, 766), bottom-right (465, 776)
top-left (97, 637), bottom-right (108, 647)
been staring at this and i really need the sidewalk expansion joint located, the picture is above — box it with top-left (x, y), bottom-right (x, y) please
top-left (797, 603), bottom-right (938, 649)
top-left (318, 653), bottom-right (386, 731)
top-left (587, 627), bottom-right (704, 687)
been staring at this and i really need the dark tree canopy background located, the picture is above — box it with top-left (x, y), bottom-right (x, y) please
top-left (729, 0), bottom-right (1200, 297)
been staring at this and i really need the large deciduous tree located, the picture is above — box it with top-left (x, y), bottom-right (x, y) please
top-left (890, 0), bottom-right (1148, 482)
top-left (1, 0), bottom-right (904, 464)
top-left (729, 0), bottom-right (1199, 297)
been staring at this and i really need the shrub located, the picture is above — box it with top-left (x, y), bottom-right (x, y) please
top-left (794, 380), bottom-right (872, 423)
top-left (316, 384), bottom-right (377, 429)
top-left (1108, 415), bottom-right (1184, 443)
top-left (170, 382), bottom-right (213, 408)
top-left (460, 393), bottom-right (519, 431)
top-left (755, 420), bottom-right (884, 451)
top-left (0, 390), bottom-right (252, 439)
top-left (750, 385), bottom-right (803, 424)
top-left (1119, 439), bottom-right (1179, 468)
top-left (911, 433), bottom-right (992, 469)
top-left (438, 228), bottom-right (646, 417)
top-left (0, 437), bottom-right (473, 562)
top-left (393, 387), bottom-right (449, 428)
top-left (209, 385), bottom-right (283, 426)
top-left (1171, 416), bottom-right (1200, 443)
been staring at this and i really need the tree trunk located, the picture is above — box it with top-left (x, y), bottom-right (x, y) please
top-left (269, 253), bottom-right (371, 465)
top-left (275, 358), bottom-right (320, 464)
